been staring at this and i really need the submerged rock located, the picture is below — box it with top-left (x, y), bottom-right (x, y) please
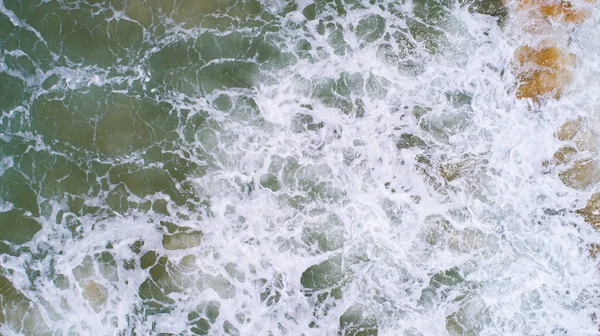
top-left (509, 0), bottom-right (595, 101)
top-left (576, 193), bottom-right (600, 229)
top-left (516, 68), bottom-right (571, 99)
top-left (81, 280), bottom-right (108, 312)
top-left (558, 159), bottom-right (600, 190)
top-left (589, 244), bottom-right (600, 259)
top-left (514, 45), bottom-right (576, 69)
top-left (301, 255), bottom-right (343, 292)
top-left (0, 275), bottom-right (51, 335)
top-left (339, 305), bottom-right (379, 336)
top-left (555, 117), bottom-right (600, 153)
top-left (162, 231), bottom-right (203, 250)
top-left (73, 256), bottom-right (109, 312)
top-left (422, 215), bottom-right (456, 246)
top-left (534, 0), bottom-right (590, 24)
top-left (446, 296), bottom-right (490, 336)
top-left (556, 118), bottom-right (583, 141)
top-left (419, 268), bottom-right (465, 310)
top-left (513, 44), bottom-right (575, 99)
top-left (449, 228), bottom-right (487, 253)
top-left (396, 133), bottom-right (427, 149)
top-left (552, 119), bottom-right (600, 190)
top-left (439, 155), bottom-right (487, 182)
top-left (552, 146), bottom-right (578, 164)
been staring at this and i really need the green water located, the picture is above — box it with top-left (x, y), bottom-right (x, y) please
top-left (0, 0), bottom-right (535, 335)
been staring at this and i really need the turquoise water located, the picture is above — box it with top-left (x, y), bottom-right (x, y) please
top-left (1, 0), bottom-right (600, 335)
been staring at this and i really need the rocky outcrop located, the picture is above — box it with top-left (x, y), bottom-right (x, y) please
top-left (550, 118), bottom-right (600, 230)
top-left (507, 0), bottom-right (594, 101)
top-left (513, 44), bottom-right (575, 99)
top-left (576, 193), bottom-right (600, 229)
top-left (548, 118), bottom-right (600, 190)
top-left (505, 0), bottom-right (600, 262)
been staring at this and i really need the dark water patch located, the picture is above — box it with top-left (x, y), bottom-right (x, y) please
top-left (0, 73), bottom-right (26, 112)
top-left (31, 88), bottom-right (177, 157)
top-left (0, 168), bottom-right (39, 216)
top-left (0, 210), bottom-right (41, 245)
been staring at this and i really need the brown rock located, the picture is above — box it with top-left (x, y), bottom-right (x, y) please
top-left (556, 118), bottom-right (583, 141)
top-left (558, 159), bottom-right (600, 190)
top-left (553, 146), bottom-right (578, 164)
top-left (589, 244), bottom-right (600, 259)
top-left (539, 0), bottom-right (588, 24)
top-left (517, 0), bottom-right (590, 24)
top-left (513, 43), bottom-right (576, 100)
top-left (516, 68), bottom-right (571, 99)
top-left (552, 119), bottom-right (600, 189)
top-left (576, 193), bottom-right (600, 228)
top-left (514, 45), bottom-right (576, 69)
top-left (574, 129), bottom-right (599, 153)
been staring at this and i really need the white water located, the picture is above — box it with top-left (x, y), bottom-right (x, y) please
top-left (1, 0), bottom-right (600, 335)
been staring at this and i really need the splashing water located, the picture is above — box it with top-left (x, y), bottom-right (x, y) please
top-left (0, 0), bottom-right (600, 335)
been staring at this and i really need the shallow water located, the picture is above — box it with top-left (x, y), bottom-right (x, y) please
top-left (0, 0), bottom-right (600, 335)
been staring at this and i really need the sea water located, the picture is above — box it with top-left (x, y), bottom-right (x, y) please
top-left (0, 0), bottom-right (599, 335)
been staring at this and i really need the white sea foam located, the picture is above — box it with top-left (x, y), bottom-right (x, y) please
top-left (0, 0), bottom-right (600, 335)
